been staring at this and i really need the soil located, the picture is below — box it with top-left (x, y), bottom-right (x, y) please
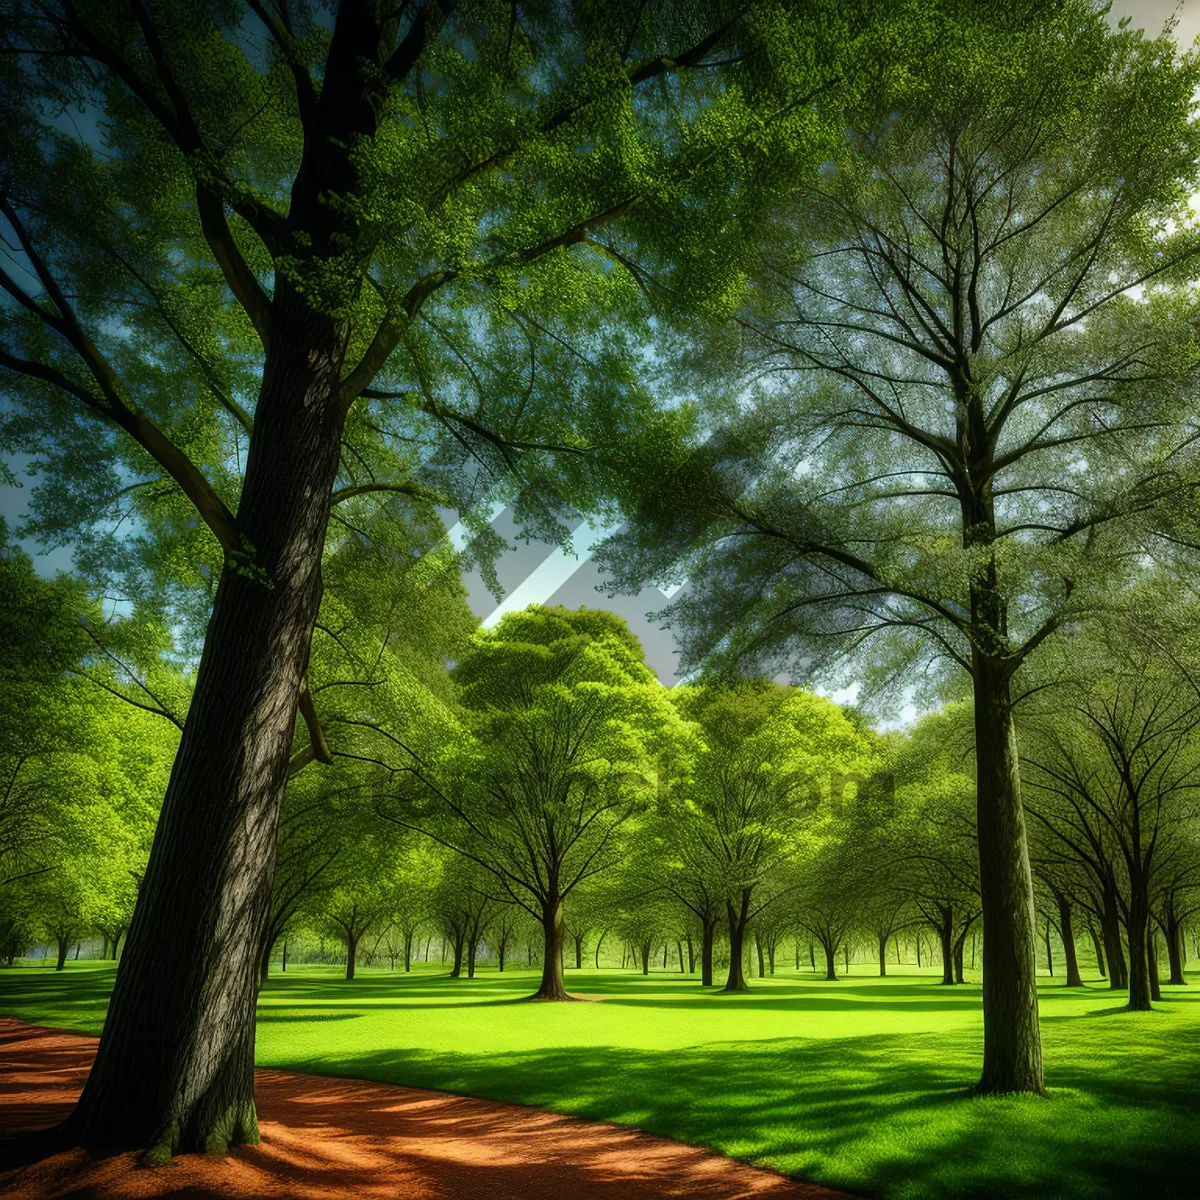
top-left (0, 1018), bottom-right (853, 1199)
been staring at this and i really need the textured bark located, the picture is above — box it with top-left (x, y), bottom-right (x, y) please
top-left (723, 893), bottom-right (751, 992)
top-left (533, 898), bottom-right (570, 1000)
top-left (61, 294), bottom-right (345, 1157)
top-left (973, 659), bottom-right (1044, 1094)
top-left (1056, 893), bottom-right (1083, 988)
top-left (1127, 882), bottom-right (1152, 1011)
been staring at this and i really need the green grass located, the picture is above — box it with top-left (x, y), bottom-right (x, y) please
top-left (3, 960), bottom-right (1199, 1199)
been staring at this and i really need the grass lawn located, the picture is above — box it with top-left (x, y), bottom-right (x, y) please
top-left (2, 961), bottom-right (1198, 1199)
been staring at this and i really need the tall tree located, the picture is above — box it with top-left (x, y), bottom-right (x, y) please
top-left (1, 0), bottom-right (788, 1154)
top-left (384, 606), bottom-right (681, 1000)
top-left (598, 2), bottom-right (1200, 1091)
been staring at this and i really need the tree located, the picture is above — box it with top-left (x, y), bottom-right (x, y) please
top-left (386, 606), bottom-right (681, 1000)
top-left (1, 0), bottom-right (779, 1154)
top-left (598, 2), bottom-right (1200, 1091)
top-left (667, 682), bottom-right (872, 992)
top-left (1025, 653), bottom-right (1200, 1011)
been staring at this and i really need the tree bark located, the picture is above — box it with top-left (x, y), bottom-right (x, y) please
top-left (822, 939), bottom-right (837, 981)
top-left (640, 941), bottom-right (651, 975)
top-left (111, 930), bottom-right (122, 961)
top-left (1056, 893), bottom-right (1083, 988)
top-left (345, 932), bottom-right (358, 981)
top-left (1043, 918), bottom-right (1053, 977)
top-left (936, 907), bottom-right (955, 986)
top-left (1163, 915), bottom-right (1186, 986)
top-left (1147, 926), bottom-right (1163, 1003)
top-left (61, 277), bottom-right (354, 1157)
top-left (533, 897), bottom-right (570, 1000)
top-left (686, 930), bottom-right (695, 973)
top-left (55, 938), bottom-right (68, 972)
top-left (972, 658), bottom-right (1044, 1094)
top-left (755, 932), bottom-right (765, 978)
top-left (1101, 893), bottom-right (1127, 989)
top-left (1086, 919), bottom-right (1106, 978)
top-left (878, 934), bottom-right (888, 977)
top-left (723, 892), bottom-right (751, 992)
top-left (701, 919), bottom-right (715, 986)
top-left (450, 931), bottom-right (464, 978)
top-left (594, 930), bottom-right (605, 969)
top-left (403, 931), bottom-right (412, 972)
top-left (574, 934), bottom-right (584, 970)
top-left (1127, 881), bottom-right (1153, 1011)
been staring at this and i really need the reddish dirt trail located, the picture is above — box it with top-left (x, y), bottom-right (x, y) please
top-left (0, 1019), bottom-right (852, 1199)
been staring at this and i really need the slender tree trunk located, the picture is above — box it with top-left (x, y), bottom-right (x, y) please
top-left (809, 934), bottom-right (815, 970)
top-left (878, 934), bottom-right (888, 977)
top-left (533, 896), bottom-right (570, 1000)
top-left (1164, 916), bottom-right (1185, 986)
top-left (111, 930), bottom-right (122, 961)
top-left (404, 931), bottom-right (412, 972)
top-left (686, 930), bottom-right (695, 973)
top-left (972, 658), bottom-right (1044, 1094)
top-left (768, 939), bottom-right (775, 975)
top-left (795, 937), bottom-right (801, 970)
top-left (345, 933), bottom-right (358, 981)
top-left (62, 279), bottom-right (356, 1158)
top-left (594, 930), bottom-right (605, 969)
top-left (954, 930), bottom-right (967, 984)
top-left (258, 938), bottom-right (272, 989)
top-left (281, 940), bottom-right (287, 973)
top-left (1044, 918), bottom-right (1054, 977)
top-left (916, 931), bottom-right (922, 967)
top-left (450, 932), bottom-right (464, 978)
top-left (702, 920), bottom-right (715, 987)
top-left (937, 909), bottom-right (955, 986)
top-left (724, 893), bottom-right (751, 992)
top-left (755, 932), bottom-right (765, 978)
top-left (1101, 895), bottom-right (1126, 989)
top-left (676, 940), bottom-right (685, 972)
top-left (1056, 894), bottom-right (1083, 988)
top-left (1085, 919), bottom-right (1105, 977)
top-left (55, 938), bottom-right (68, 972)
top-left (574, 934), bottom-right (583, 970)
top-left (1147, 926), bottom-right (1162, 1003)
top-left (641, 941), bottom-right (651, 975)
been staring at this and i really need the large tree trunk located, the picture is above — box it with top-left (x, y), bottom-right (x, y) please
top-left (1056, 894), bottom-right (1083, 988)
top-left (1127, 880), bottom-right (1152, 1012)
top-left (972, 657), bottom-right (1044, 1095)
top-left (55, 938), bottom-right (68, 972)
top-left (533, 897), bottom-right (570, 1000)
top-left (723, 893), bottom-right (751, 992)
top-left (822, 938), bottom-right (837, 981)
top-left (60, 278), bottom-right (351, 1158)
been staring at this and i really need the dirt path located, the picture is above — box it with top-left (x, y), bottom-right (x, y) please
top-left (0, 1018), bottom-right (852, 1199)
